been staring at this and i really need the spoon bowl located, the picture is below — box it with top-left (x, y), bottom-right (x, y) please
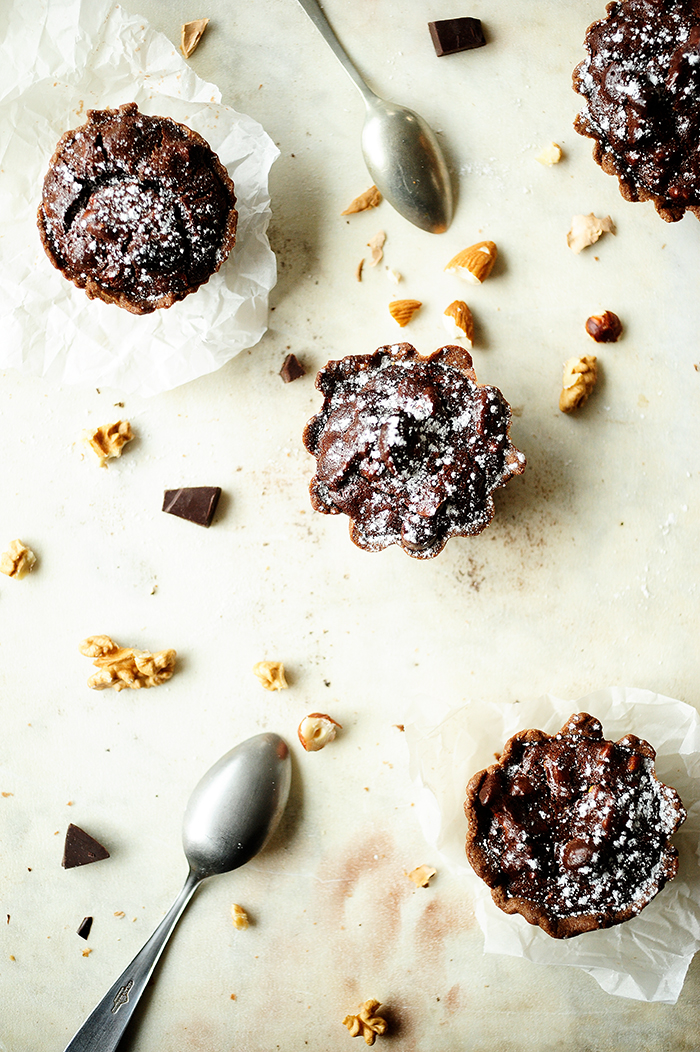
top-left (362, 96), bottom-right (453, 234)
top-left (184, 732), bottom-right (292, 877)
top-left (63, 732), bottom-right (291, 1052)
top-left (296, 0), bottom-right (453, 233)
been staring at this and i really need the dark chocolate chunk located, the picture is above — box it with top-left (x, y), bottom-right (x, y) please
top-left (62, 824), bottom-right (110, 869)
top-left (428, 17), bottom-right (485, 57)
top-left (280, 353), bottom-right (305, 383)
top-left (162, 486), bottom-right (221, 527)
top-left (77, 916), bottom-right (93, 940)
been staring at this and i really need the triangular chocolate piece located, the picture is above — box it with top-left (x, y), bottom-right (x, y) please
top-left (62, 824), bottom-right (110, 869)
top-left (76, 915), bottom-right (93, 940)
top-left (162, 486), bottom-right (221, 527)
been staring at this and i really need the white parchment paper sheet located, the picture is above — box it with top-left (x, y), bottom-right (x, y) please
top-left (405, 687), bottom-right (700, 1003)
top-left (0, 0), bottom-right (279, 396)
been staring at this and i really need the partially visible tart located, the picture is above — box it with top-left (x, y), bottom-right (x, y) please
top-left (37, 103), bottom-right (237, 313)
top-left (302, 342), bottom-right (525, 559)
top-left (573, 1), bottom-right (700, 222)
top-left (465, 713), bottom-right (686, 939)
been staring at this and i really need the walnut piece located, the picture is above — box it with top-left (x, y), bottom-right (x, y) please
top-left (79, 635), bottom-right (176, 691)
top-left (252, 660), bottom-right (288, 691)
top-left (559, 355), bottom-right (598, 412)
top-left (230, 904), bottom-right (249, 929)
top-left (87, 421), bottom-right (134, 467)
top-left (407, 864), bottom-right (437, 887)
top-left (298, 713), bottom-right (341, 751)
top-left (181, 18), bottom-right (209, 58)
top-left (566, 213), bottom-right (615, 254)
top-left (342, 1000), bottom-right (388, 1046)
top-left (0, 540), bottom-right (36, 579)
top-left (341, 186), bottom-right (382, 215)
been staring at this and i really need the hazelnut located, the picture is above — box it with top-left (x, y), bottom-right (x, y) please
top-left (585, 311), bottom-right (622, 343)
top-left (298, 713), bottom-right (341, 751)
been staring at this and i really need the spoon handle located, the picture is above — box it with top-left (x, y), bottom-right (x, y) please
top-left (294, 0), bottom-right (374, 104)
top-left (62, 871), bottom-right (201, 1052)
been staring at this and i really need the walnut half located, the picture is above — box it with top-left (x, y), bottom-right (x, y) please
top-left (342, 1000), bottom-right (388, 1046)
top-left (0, 540), bottom-right (36, 579)
top-left (79, 635), bottom-right (176, 691)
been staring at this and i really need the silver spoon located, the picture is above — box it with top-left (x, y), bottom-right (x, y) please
top-left (62, 732), bottom-right (292, 1052)
top-left (295, 0), bottom-right (453, 233)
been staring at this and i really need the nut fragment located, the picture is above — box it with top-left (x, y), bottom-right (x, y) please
top-left (87, 420), bottom-right (134, 467)
top-left (585, 310), bottom-right (622, 343)
top-left (443, 300), bottom-right (474, 345)
top-left (230, 904), bottom-right (249, 930)
top-left (79, 635), bottom-right (176, 691)
top-left (0, 540), bottom-right (36, 579)
top-left (252, 660), bottom-right (288, 691)
top-left (559, 355), bottom-right (598, 413)
top-left (342, 999), bottom-right (388, 1046)
top-left (367, 231), bottom-right (386, 267)
top-left (566, 213), bottom-right (615, 254)
top-left (445, 240), bottom-right (497, 283)
top-left (407, 864), bottom-right (437, 888)
top-left (536, 142), bottom-right (563, 166)
top-left (388, 299), bottom-right (422, 327)
top-left (298, 713), bottom-right (341, 751)
top-left (341, 186), bottom-right (382, 215)
top-left (181, 18), bottom-right (209, 58)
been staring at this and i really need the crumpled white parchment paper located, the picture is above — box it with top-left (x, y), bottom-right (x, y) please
top-left (0, 0), bottom-right (279, 396)
top-left (405, 687), bottom-right (700, 1003)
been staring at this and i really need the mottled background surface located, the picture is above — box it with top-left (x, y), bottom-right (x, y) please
top-left (1, 1), bottom-right (699, 1049)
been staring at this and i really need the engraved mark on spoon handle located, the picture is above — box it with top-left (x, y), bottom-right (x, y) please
top-left (62, 871), bottom-right (201, 1052)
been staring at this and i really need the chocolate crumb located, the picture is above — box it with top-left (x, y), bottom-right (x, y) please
top-left (428, 17), bottom-right (486, 57)
top-left (279, 353), bottom-right (305, 383)
top-left (62, 824), bottom-right (110, 869)
top-left (77, 916), bottom-right (93, 940)
top-left (162, 486), bottom-right (222, 527)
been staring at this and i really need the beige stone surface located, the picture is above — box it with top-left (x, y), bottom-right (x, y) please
top-left (1, 1), bottom-right (699, 1049)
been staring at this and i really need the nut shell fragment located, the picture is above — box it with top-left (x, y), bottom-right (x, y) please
top-left (341, 186), bottom-right (382, 215)
top-left (181, 18), bottom-right (209, 58)
top-left (443, 300), bottom-right (474, 345)
top-left (445, 240), bottom-right (497, 283)
top-left (367, 231), bottom-right (386, 267)
top-left (388, 299), bottom-right (422, 327)
top-left (298, 713), bottom-right (341, 751)
top-left (559, 355), bottom-right (598, 412)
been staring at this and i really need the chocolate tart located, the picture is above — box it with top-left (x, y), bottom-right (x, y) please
top-left (573, 1), bottom-right (700, 222)
top-left (37, 103), bottom-right (237, 313)
top-left (465, 713), bottom-right (686, 938)
top-left (302, 342), bottom-right (525, 559)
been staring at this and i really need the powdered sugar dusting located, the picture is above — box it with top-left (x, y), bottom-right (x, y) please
top-left (303, 343), bottom-right (526, 559)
